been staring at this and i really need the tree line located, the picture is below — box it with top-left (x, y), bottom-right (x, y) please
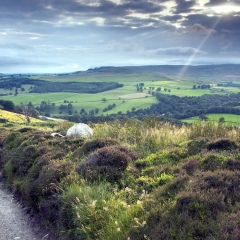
top-left (0, 77), bottom-right (123, 94)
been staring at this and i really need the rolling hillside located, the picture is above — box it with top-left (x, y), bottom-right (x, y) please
top-left (0, 109), bottom-right (42, 123)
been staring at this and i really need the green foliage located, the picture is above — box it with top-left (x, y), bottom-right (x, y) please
top-left (136, 173), bottom-right (174, 192)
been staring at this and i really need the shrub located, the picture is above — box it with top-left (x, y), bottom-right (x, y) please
top-left (33, 160), bottom-right (75, 198)
top-left (72, 138), bottom-right (119, 160)
top-left (183, 159), bottom-right (200, 175)
top-left (207, 138), bottom-right (238, 151)
top-left (186, 138), bottom-right (209, 155)
top-left (200, 154), bottom-right (226, 171)
top-left (77, 145), bottom-right (137, 182)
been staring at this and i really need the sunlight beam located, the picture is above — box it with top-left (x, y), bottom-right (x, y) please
top-left (178, 17), bottom-right (221, 78)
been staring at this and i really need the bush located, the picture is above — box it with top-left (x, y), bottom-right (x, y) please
top-left (186, 138), bottom-right (209, 155)
top-left (207, 138), bottom-right (238, 151)
top-left (200, 154), bottom-right (226, 171)
top-left (77, 145), bottom-right (137, 182)
top-left (72, 138), bottom-right (119, 160)
top-left (32, 160), bottom-right (75, 198)
top-left (183, 159), bottom-right (200, 175)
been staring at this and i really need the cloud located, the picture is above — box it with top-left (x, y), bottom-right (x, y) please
top-left (106, 40), bottom-right (144, 52)
top-left (185, 24), bottom-right (216, 34)
top-left (205, 0), bottom-right (240, 6)
top-left (0, 0), bottom-right (240, 73)
top-left (0, 44), bottom-right (34, 50)
top-left (174, 0), bottom-right (196, 14)
top-left (153, 47), bottom-right (208, 56)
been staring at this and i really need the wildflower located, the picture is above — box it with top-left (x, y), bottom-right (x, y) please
top-left (89, 200), bottom-right (97, 208)
top-left (103, 207), bottom-right (109, 211)
top-left (117, 228), bottom-right (121, 232)
top-left (137, 200), bottom-right (142, 205)
top-left (134, 217), bottom-right (139, 223)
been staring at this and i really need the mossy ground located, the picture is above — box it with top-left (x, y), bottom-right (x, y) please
top-left (1, 120), bottom-right (240, 239)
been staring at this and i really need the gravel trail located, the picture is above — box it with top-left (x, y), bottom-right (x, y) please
top-left (0, 182), bottom-right (51, 240)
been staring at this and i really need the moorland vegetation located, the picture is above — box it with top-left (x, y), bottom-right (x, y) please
top-left (1, 118), bottom-right (240, 239)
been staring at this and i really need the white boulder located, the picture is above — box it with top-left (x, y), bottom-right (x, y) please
top-left (66, 123), bottom-right (93, 138)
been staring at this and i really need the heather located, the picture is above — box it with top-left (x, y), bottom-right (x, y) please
top-left (0, 119), bottom-right (240, 239)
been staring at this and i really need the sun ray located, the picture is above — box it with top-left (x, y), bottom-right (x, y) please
top-left (178, 17), bottom-right (221, 78)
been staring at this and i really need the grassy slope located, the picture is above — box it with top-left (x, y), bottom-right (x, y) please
top-left (1, 120), bottom-right (240, 239)
top-left (183, 113), bottom-right (240, 126)
top-left (0, 109), bottom-right (42, 123)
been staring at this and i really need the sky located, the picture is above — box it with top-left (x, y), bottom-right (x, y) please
top-left (0, 0), bottom-right (240, 73)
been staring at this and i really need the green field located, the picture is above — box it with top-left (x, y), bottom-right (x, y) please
top-left (183, 113), bottom-right (240, 126)
top-left (1, 70), bottom-right (240, 116)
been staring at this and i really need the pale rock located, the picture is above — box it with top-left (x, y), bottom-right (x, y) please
top-left (66, 123), bottom-right (93, 138)
top-left (51, 132), bottom-right (64, 138)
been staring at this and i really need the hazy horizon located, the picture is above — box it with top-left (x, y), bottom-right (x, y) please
top-left (1, 0), bottom-right (240, 74)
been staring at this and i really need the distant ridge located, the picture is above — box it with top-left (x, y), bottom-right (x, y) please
top-left (73, 64), bottom-right (240, 77)
top-left (125, 64), bottom-right (240, 76)
top-left (74, 66), bottom-right (135, 75)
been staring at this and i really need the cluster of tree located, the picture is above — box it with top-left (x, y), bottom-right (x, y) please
top-left (30, 81), bottom-right (123, 94)
top-left (147, 93), bottom-right (240, 119)
top-left (0, 77), bottom-right (124, 94)
top-left (103, 103), bottom-right (116, 112)
top-left (136, 83), bottom-right (144, 92)
top-left (0, 100), bottom-right (15, 111)
top-left (58, 103), bottom-right (73, 115)
top-left (217, 82), bottom-right (240, 88)
top-left (0, 78), bottom-right (45, 89)
top-left (17, 103), bottom-right (39, 122)
top-left (192, 84), bottom-right (211, 89)
top-left (35, 101), bottom-right (55, 115)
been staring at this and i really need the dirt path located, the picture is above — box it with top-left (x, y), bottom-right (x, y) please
top-left (0, 182), bottom-right (51, 240)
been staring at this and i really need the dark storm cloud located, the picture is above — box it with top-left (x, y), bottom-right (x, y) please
top-left (174, 0), bottom-right (196, 14)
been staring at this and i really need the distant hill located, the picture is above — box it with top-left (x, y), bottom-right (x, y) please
top-left (72, 64), bottom-right (240, 78)
top-left (126, 64), bottom-right (240, 77)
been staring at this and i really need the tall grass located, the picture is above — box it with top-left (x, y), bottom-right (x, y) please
top-left (188, 121), bottom-right (240, 140)
top-left (61, 180), bottom-right (145, 240)
top-left (93, 119), bottom-right (189, 156)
